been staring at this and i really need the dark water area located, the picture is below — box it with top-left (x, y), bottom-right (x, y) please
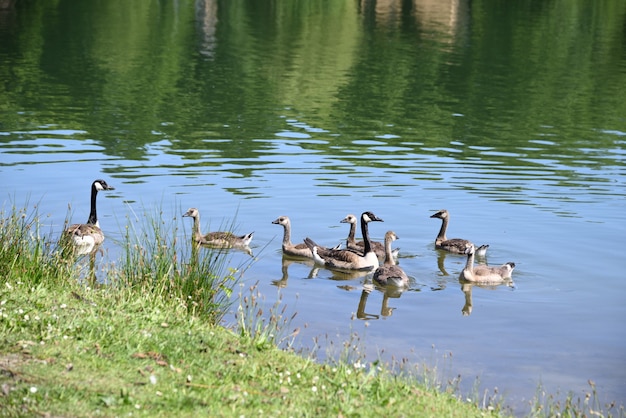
top-left (1, 1), bottom-right (625, 415)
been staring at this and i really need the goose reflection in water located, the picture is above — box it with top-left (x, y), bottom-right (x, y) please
top-left (189, 238), bottom-right (254, 261)
top-left (356, 283), bottom-right (410, 320)
top-left (460, 280), bottom-right (515, 316)
top-left (270, 256), bottom-right (320, 288)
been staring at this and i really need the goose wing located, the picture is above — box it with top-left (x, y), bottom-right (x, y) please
top-left (437, 238), bottom-right (471, 254)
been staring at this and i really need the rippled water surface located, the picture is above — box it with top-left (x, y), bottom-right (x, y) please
top-left (1, 1), bottom-right (625, 414)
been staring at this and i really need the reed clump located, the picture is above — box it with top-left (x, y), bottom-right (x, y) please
top-left (110, 207), bottom-right (248, 324)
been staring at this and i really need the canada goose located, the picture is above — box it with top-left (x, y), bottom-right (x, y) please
top-left (305, 211), bottom-right (383, 271)
top-left (183, 207), bottom-right (253, 248)
top-left (373, 231), bottom-right (409, 287)
top-left (62, 179), bottom-right (115, 255)
top-left (340, 214), bottom-right (399, 260)
top-left (430, 209), bottom-right (489, 256)
top-left (459, 244), bottom-right (515, 284)
top-left (272, 215), bottom-right (315, 258)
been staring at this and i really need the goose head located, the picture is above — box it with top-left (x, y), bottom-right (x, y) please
top-left (182, 207), bottom-right (200, 219)
top-left (430, 209), bottom-right (449, 220)
top-left (272, 216), bottom-right (290, 226)
top-left (385, 230), bottom-right (399, 242)
top-left (340, 214), bottom-right (358, 225)
top-left (362, 211), bottom-right (383, 223)
top-left (93, 179), bottom-right (115, 192)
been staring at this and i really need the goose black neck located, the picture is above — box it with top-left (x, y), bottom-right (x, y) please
top-left (361, 214), bottom-right (372, 254)
top-left (87, 183), bottom-right (99, 225)
top-left (437, 216), bottom-right (448, 240)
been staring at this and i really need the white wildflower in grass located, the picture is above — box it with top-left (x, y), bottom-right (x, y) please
top-left (29, 386), bottom-right (37, 393)
top-left (60, 304), bottom-right (67, 309)
top-left (24, 314), bottom-right (29, 321)
top-left (1, 300), bottom-right (6, 305)
top-left (311, 386), bottom-right (317, 393)
top-left (296, 373), bottom-right (301, 379)
top-left (5, 282), bottom-right (12, 290)
top-left (149, 375), bottom-right (157, 385)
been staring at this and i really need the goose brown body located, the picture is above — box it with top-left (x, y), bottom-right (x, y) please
top-left (460, 244), bottom-right (515, 284)
top-left (62, 179), bottom-right (115, 255)
top-left (430, 209), bottom-right (489, 256)
top-left (272, 215), bottom-right (315, 258)
top-left (341, 214), bottom-right (399, 260)
top-left (183, 208), bottom-right (253, 248)
top-left (306, 211), bottom-right (383, 271)
top-left (373, 231), bottom-right (409, 287)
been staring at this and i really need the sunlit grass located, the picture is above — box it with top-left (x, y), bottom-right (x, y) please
top-left (0, 203), bottom-right (71, 287)
top-left (235, 281), bottom-right (300, 351)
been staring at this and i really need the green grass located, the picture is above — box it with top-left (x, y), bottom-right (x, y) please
top-left (0, 280), bottom-right (494, 417)
top-left (0, 205), bottom-right (623, 417)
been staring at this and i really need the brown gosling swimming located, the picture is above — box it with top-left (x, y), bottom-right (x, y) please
top-left (459, 243), bottom-right (515, 284)
top-left (183, 207), bottom-right (253, 248)
top-left (373, 231), bottom-right (409, 287)
top-left (62, 179), bottom-right (115, 255)
top-left (430, 209), bottom-right (489, 256)
top-left (272, 215), bottom-right (316, 258)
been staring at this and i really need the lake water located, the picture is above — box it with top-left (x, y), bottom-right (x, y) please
top-left (1, 1), bottom-right (625, 415)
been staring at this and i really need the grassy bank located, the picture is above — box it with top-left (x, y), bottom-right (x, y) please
top-left (0, 206), bottom-right (621, 417)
